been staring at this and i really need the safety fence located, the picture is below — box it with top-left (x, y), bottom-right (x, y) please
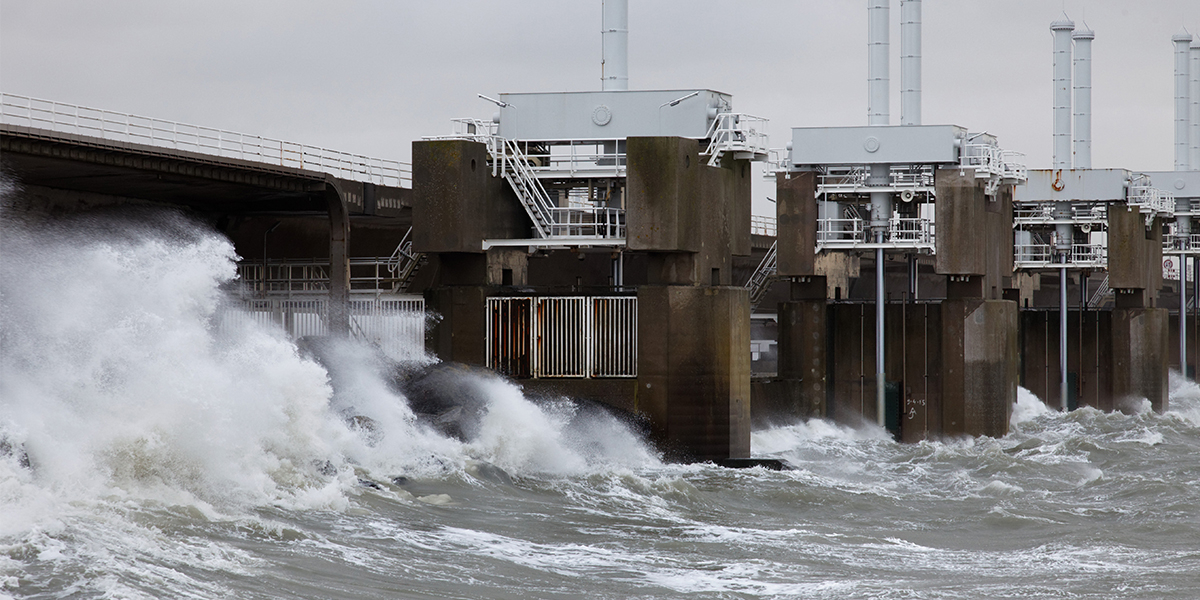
top-left (218, 295), bottom-right (425, 361)
top-left (486, 296), bottom-right (637, 378)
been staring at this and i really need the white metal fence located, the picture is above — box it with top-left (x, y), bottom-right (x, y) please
top-left (751, 214), bottom-right (777, 237)
top-left (486, 296), bottom-right (637, 378)
top-left (1, 93), bottom-right (411, 187)
top-left (219, 295), bottom-right (425, 361)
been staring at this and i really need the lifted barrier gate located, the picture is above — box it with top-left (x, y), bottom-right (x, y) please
top-left (486, 296), bottom-right (637, 378)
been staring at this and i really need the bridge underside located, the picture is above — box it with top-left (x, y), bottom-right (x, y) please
top-left (1, 125), bottom-right (414, 334)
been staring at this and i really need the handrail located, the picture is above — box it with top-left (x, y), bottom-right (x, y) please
top-left (1, 93), bottom-right (411, 187)
top-left (746, 241), bottom-right (779, 309)
top-left (751, 215), bottom-right (777, 237)
top-left (701, 112), bottom-right (769, 167)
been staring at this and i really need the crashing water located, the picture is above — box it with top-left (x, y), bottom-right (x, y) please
top-left (3, 199), bottom-right (1200, 598)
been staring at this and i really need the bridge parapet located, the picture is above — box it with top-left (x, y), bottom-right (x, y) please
top-left (1, 93), bottom-right (411, 187)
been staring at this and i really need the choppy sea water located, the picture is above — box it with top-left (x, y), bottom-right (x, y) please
top-left (3, 201), bottom-right (1200, 599)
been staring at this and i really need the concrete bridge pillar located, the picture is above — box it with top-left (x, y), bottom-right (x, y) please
top-left (411, 138), bottom-right (532, 366)
top-left (626, 137), bottom-right (751, 461)
top-left (325, 181), bottom-right (351, 337)
top-left (1108, 206), bottom-right (1169, 411)
top-left (935, 168), bottom-right (1018, 437)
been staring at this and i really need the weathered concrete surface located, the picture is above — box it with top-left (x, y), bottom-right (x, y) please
top-left (485, 248), bottom-right (529, 286)
top-left (934, 168), bottom-right (1015, 298)
top-left (775, 172), bottom-right (817, 277)
top-left (1112, 308), bottom-right (1169, 413)
top-left (424, 285), bottom-right (488, 367)
top-left (637, 285), bottom-right (751, 461)
top-left (411, 139), bottom-right (529, 253)
top-left (1108, 207), bottom-right (1163, 306)
top-left (771, 297), bottom-right (828, 420)
top-left (520, 378), bottom-right (641, 416)
top-left (625, 137), bottom-right (702, 253)
top-left (935, 168), bottom-right (986, 276)
top-left (947, 299), bottom-right (1017, 437)
top-left (626, 136), bottom-right (750, 286)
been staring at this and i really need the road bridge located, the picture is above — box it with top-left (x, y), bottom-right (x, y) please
top-left (0, 94), bottom-right (416, 335)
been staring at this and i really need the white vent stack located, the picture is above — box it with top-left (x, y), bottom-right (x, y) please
top-left (1072, 26), bottom-right (1094, 170)
top-left (1191, 39), bottom-right (1200, 170)
top-left (900, 0), bottom-right (921, 126)
top-left (601, 0), bottom-right (629, 91)
top-left (868, 0), bottom-right (890, 126)
top-left (1174, 32), bottom-right (1193, 171)
top-left (1051, 18), bottom-right (1076, 170)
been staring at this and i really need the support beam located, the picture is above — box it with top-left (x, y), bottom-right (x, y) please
top-left (1060, 266), bottom-right (1069, 410)
top-left (876, 247), bottom-right (886, 427)
top-left (324, 182), bottom-right (351, 337)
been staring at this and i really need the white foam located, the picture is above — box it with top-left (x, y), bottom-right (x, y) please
top-left (1010, 386), bottom-right (1054, 426)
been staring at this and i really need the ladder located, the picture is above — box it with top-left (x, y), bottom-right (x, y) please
top-left (746, 240), bottom-right (779, 310)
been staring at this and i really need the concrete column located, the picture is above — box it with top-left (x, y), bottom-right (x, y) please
top-left (637, 285), bottom-right (751, 461)
top-left (1112, 308), bottom-right (1169, 413)
top-left (775, 171), bottom-right (818, 277)
top-left (941, 299), bottom-right (1017, 437)
top-left (425, 284), bottom-right (488, 366)
top-left (325, 182), bottom-right (351, 337)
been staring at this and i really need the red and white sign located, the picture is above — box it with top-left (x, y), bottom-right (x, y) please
top-left (1164, 256), bottom-right (1181, 281)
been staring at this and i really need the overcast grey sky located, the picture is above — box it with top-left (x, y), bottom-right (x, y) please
top-left (1, 1), bottom-right (1196, 213)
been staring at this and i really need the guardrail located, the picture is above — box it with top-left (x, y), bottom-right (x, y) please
top-left (816, 216), bottom-right (935, 249)
top-left (1, 93), bottom-right (411, 187)
top-left (1013, 243), bottom-right (1107, 267)
top-left (751, 215), bottom-right (777, 237)
top-left (702, 112), bottom-right (770, 166)
top-left (237, 258), bottom-right (412, 295)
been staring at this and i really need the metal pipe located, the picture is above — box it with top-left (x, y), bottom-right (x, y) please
top-left (1174, 32), bottom-right (1193, 171)
top-left (877, 246), bottom-right (886, 427)
top-left (869, 165), bottom-right (893, 229)
top-left (601, 0), bottom-right (628, 91)
top-left (1060, 266), bottom-right (1069, 411)
top-left (1073, 26), bottom-right (1094, 169)
top-left (1191, 41), bottom-right (1200, 170)
top-left (1051, 18), bottom-right (1075, 170)
top-left (1183, 253), bottom-right (1189, 378)
top-left (900, 0), bottom-right (921, 126)
top-left (868, 0), bottom-right (890, 126)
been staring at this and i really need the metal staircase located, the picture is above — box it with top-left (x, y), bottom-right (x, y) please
top-left (746, 241), bottom-right (779, 310)
top-left (388, 227), bottom-right (426, 293)
top-left (1088, 274), bottom-right (1112, 309)
top-left (496, 139), bottom-right (557, 238)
